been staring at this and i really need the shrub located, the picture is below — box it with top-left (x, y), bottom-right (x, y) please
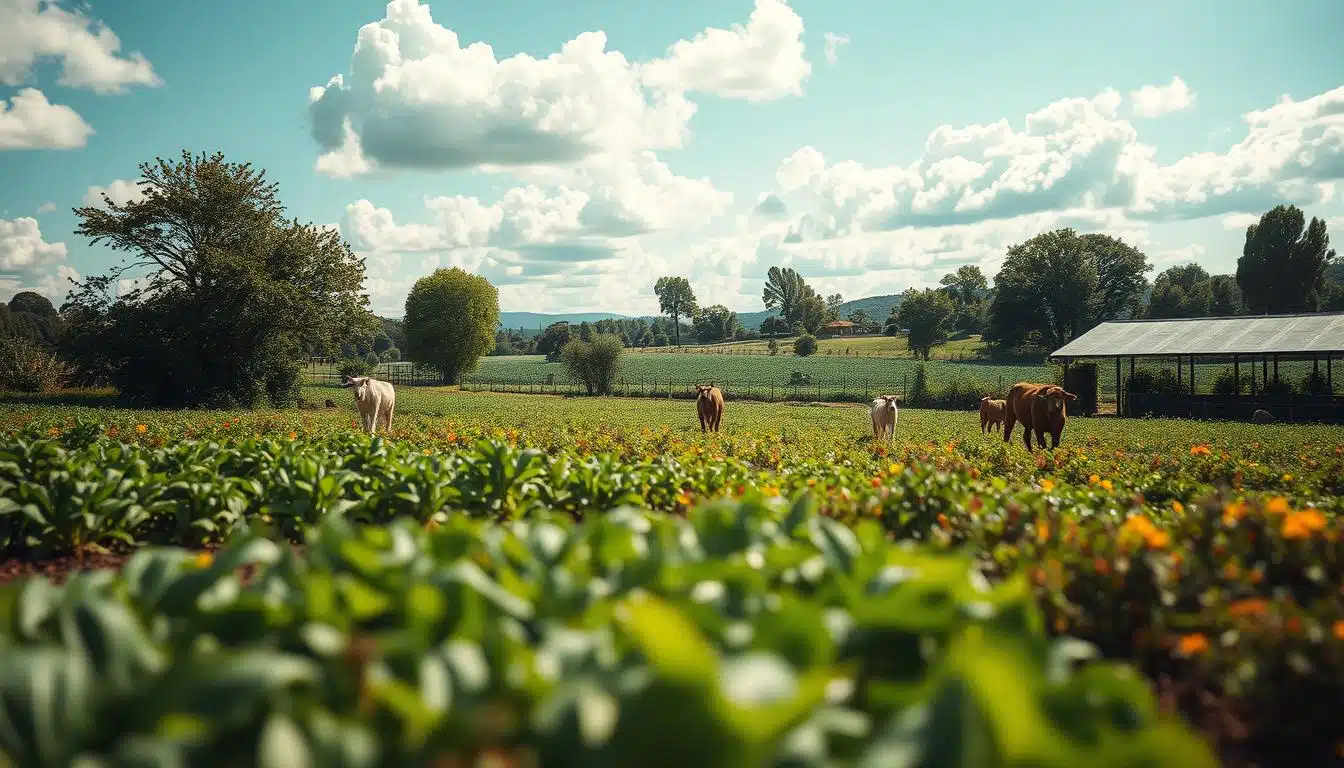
top-left (907, 363), bottom-right (931, 407)
top-left (767, 339), bottom-right (779, 356)
top-left (561, 333), bottom-right (624, 395)
top-left (1213, 367), bottom-right (1248, 395)
top-left (337, 357), bottom-right (375, 380)
top-left (1300, 369), bottom-right (1331, 396)
top-left (652, 333), bottom-right (669, 347)
top-left (0, 335), bottom-right (69, 393)
top-left (382, 347), bottom-right (402, 362)
top-left (794, 333), bottom-right (817, 357)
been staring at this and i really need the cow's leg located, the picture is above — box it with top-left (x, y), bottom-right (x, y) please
top-left (1021, 425), bottom-right (1033, 451)
top-left (1002, 409), bottom-right (1016, 443)
top-left (1049, 428), bottom-right (1060, 449)
top-left (385, 403), bottom-right (394, 432)
top-left (370, 407), bottom-right (380, 435)
top-left (699, 410), bottom-right (707, 433)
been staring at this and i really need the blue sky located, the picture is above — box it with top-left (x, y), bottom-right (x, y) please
top-left (1, 0), bottom-right (1341, 317)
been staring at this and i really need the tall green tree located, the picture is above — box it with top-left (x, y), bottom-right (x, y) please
top-left (1147, 264), bottom-right (1213, 319)
top-left (762, 266), bottom-right (806, 323)
top-left (692, 304), bottom-right (741, 343)
top-left (1236, 205), bottom-right (1335, 313)
top-left (403, 267), bottom-right (499, 385)
top-left (986, 228), bottom-right (1150, 349)
top-left (824, 293), bottom-right (844, 322)
top-left (62, 150), bottom-right (374, 407)
top-left (654, 276), bottom-right (697, 346)
top-left (938, 264), bottom-right (990, 333)
top-left (896, 288), bottom-right (956, 360)
top-left (1207, 274), bottom-right (1244, 316)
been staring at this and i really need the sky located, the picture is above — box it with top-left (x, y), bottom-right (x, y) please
top-left (1, 0), bottom-right (1342, 318)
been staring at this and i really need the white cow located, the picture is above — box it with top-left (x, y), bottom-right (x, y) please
top-left (870, 394), bottom-right (899, 443)
top-left (343, 376), bottom-right (396, 435)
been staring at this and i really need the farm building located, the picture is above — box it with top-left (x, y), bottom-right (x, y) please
top-left (1050, 312), bottom-right (1344, 423)
top-left (822, 320), bottom-right (856, 336)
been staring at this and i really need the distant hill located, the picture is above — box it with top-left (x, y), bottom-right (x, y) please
top-left (736, 294), bottom-right (904, 330)
top-left (498, 311), bottom-right (633, 330)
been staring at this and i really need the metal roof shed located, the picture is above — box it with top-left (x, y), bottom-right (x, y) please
top-left (1049, 313), bottom-right (1344, 419)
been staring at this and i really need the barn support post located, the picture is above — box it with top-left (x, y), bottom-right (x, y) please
top-left (1177, 356), bottom-right (1182, 388)
top-left (1115, 357), bottom-right (1122, 417)
top-left (1262, 356), bottom-right (1268, 386)
top-left (1329, 355), bottom-right (1334, 393)
top-left (1190, 355), bottom-right (1196, 395)
top-left (1234, 355), bottom-right (1240, 394)
top-left (1273, 354), bottom-right (1280, 384)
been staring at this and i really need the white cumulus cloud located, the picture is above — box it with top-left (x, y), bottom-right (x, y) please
top-left (308, 0), bottom-right (810, 177)
top-left (0, 0), bottom-right (161, 93)
top-left (0, 88), bottom-right (92, 149)
top-left (1129, 76), bottom-right (1196, 119)
top-left (0, 216), bottom-right (67, 274)
top-left (83, 179), bottom-right (145, 207)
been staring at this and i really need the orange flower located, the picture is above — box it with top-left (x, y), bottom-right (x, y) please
top-left (1228, 598), bottom-right (1270, 619)
top-left (937, 513), bottom-right (951, 530)
top-left (1171, 500), bottom-right (1185, 514)
top-left (1190, 444), bottom-right (1211, 456)
top-left (1099, 479), bottom-right (1114, 492)
top-left (1282, 509), bottom-right (1327, 540)
top-left (1039, 478), bottom-right (1055, 492)
top-left (135, 423), bottom-right (148, 434)
top-left (1222, 501), bottom-right (1248, 526)
top-left (1037, 521), bottom-right (1051, 543)
top-left (1265, 497), bottom-right (1291, 516)
top-left (192, 551), bottom-right (213, 569)
top-left (1088, 474), bottom-right (1100, 485)
top-left (1176, 633), bottom-right (1209, 656)
top-left (287, 431), bottom-right (297, 440)
top-left (1333, 620), bottom-right (1344, 641)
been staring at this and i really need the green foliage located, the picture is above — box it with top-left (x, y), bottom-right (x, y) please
top-left (1236, 205), bottom-right (1336, 313)
top-left (0, 336), bottom-right (69, 393)
top-left (536, 322), bottom-right (573, 362)
top-left (403, 268), bottom-right (499, 385)
top-left (907, 363), bottom-right (931, 407)
top-left (61, 151), bottom-right (375, 408)
top-left (793, 333), bottom-right (817, 357)
top-left (1212, 367), bottom-right (1248, 395)
top-left (988, 229), bottom-right (1151, 349)
top-left (766, 339), bottom-right (779, 356)
top-left (1300, 370), bottom-right (1332, 397)
top-left (897, 288), bottom-right (956, 361)
top-left (0, 433), bottom-right (1225, 766)
top-left (337, 358), bottom-right (376, 380)
top-left (2, 292), bottom-right (65, 348)
top-left (693, 305), bottom-right (742, 344)
top-left (560, 334), bottom-right (625, 395)
top-left (654, 277), bottom-right (698, 346)
top-left (7, 291), bottom-right (56, 317)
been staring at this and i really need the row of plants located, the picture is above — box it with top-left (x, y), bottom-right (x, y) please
top-left (1, 494), bottom-right (1218, 766)
top-left (2, 420), bottom-right (1344, 762)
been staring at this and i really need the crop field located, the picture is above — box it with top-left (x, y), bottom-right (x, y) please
top-left (467, 353), bottom-right (1051, 399)
top-left (2, 390), bottom-right (1343, 765)
top-left (632, 334), bottom-right (992, 359)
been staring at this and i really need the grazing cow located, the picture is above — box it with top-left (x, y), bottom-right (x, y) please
top-left (979, 396), bottom-right (1007, 434)
top-left (324, 399), bottom-right (336, 409)
top-left (343, 375), bottom-right (396, 435)
top-left (870, 394), bottom-right (900, 443)
top-left (696, 385), bottom-right (724, 433)
top-left (1251, 409), bottom-right (1274, 424)
top-left (1003, 382), bottom-right (1077, 451)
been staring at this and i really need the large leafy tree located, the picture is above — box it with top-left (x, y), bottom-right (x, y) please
top-left (938, 265), bottom-right (990, 333)
top-left (62, 151), bottom-right (374, 407)
top-left (762, 266), bottom-right (806, 323)
top-left (1236, 205), bottom-right (1335, 313)
top-left (1207, 274), bottom-right (1244, 316)
top-left (986, 228), bottom-right (1151, 349)
top-left (1147, 264), bottom-right (1213, 319)
top-left (654, 276), bottom-right (697, 346)
top-left (2, 292), bottom-right (64, 347)
top-left (692, 305), bottom-right (741, 343)
top-left (896, 288), bottom-right (956, 360)
top-left (403, 267), bottom-right (499, 385)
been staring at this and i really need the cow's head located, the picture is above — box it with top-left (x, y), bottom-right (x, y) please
top-left (1035, 385), bottom-right (1077, 412)
top-left (342, 375), bottom-right (371, 401)
top-left (696, 384), bottom-right (713, 397)
top-left (876, 394), bottom-right (900, 410)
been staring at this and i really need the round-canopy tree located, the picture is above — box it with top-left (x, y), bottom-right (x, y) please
top-left (403, 268), bottom-right (499, 385)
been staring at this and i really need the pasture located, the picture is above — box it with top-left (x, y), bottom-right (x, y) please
top-left (3, 388), bottom-right (1343, 765)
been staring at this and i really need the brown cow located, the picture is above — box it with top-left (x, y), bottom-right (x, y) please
top-left (1003, 382), bottom-right (1077, 451)
top-left (696, 384), bottom-right (724, 433)
top-left (979, 396), bottom-right (1007, 434)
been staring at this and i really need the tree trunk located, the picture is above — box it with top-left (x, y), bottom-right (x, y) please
top-left (673, 313), bottom-right (680, 346)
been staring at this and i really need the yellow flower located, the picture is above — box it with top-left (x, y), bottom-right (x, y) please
top-left (675, 491), bottom-right (692, 506)
top-left (1088, 474), bottom-right (1100, 485)
top-left (192, 552), bottom-right (213, 569)
top-left (1282, 509), bottom-right (1326, 540)
top-left (135, 423), bottom-right (148, 434)
top-left (761, 485), bottom-right (780, 497)
top-left (1281, 474), bottom-right (1294, 482)
top-left (1171, 500), bottom-right (1184, 514)
top-left (888, 463), bottom-right (904, 475)
top-left (1099, 479), bottom-right (1113, 492)
top-left (1222, 501), bottom-right (1248, 526)
top-left (1036, 521), bottom-right (1051, 543)
top-left (1040, 479), bottom-right (1055, 492)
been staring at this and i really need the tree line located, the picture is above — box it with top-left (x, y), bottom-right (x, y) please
top-left (0, 147), bottom-right (1337, 405)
